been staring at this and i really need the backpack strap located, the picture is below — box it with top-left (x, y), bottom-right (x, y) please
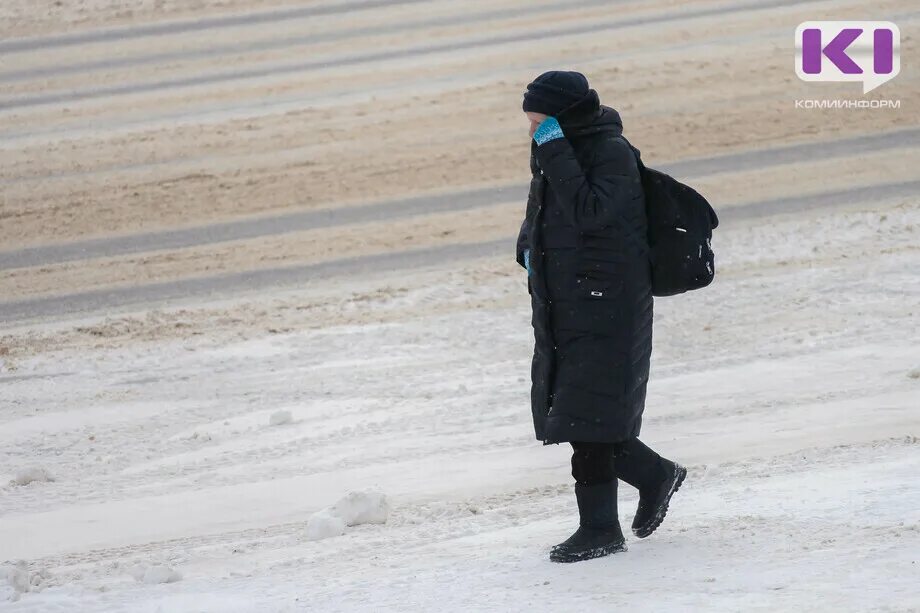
top-left (610, 134), bottom-right (652, 260)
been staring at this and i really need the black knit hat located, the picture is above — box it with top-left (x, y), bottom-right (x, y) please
top-left (522, 71), bottom-right (590, 116)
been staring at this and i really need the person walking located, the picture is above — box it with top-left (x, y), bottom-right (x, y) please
top-left (516, 71), bottom-right (687, 563)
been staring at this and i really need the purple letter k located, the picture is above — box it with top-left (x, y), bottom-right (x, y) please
top-left (802, 28), bottom-right (863, 74)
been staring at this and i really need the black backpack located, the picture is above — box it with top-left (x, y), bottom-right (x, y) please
top-left (620, 137), bottom-right (719, 297)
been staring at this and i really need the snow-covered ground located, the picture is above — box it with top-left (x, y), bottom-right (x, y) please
top-left (2, 198), bottom-right (919, 611)
top-left (2, 0), bottom-right (918, 609)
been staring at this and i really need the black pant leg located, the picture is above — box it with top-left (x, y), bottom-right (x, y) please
top-left (614, 437), bottom-right (666, 491)
top-left (570, 441), bottom-right (617, 485)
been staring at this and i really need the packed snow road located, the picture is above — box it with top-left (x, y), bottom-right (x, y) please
top-left (1, 126), bottom-right (917, 271)
top-left (2, 0), bottom-right (917, 271)
top-left (1, 177), bottom-right (918, 324)
top-left (2, 199), bottom-right (918, 611)
top-left (1, 0), bottom-right (918, 611)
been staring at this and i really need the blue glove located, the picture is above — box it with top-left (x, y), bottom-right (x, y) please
top-left (524, 249), bottom-right (532, 276)
top-left (533, 117), bottom-right (564, 146)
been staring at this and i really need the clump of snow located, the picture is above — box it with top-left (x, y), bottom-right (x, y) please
top-left (3, 564), bottom-right (28, 600)
top-left (10, 467), bottom-right (54, 487)
top-left (3, 562), bottom-right (51, 602)
top-left (0, 586), bottom-right (14, 603)
top-left (306, 509), bottom-right (346, 541)
top-left (127, 564), bottom-right (148, 582)
top-left (128, 564), bottom-right (181, 584)
top-left (143, 565), bottom-right (182, 585)
top-left (269, 410), bottom-right (292, 426)
top-left (333, 490), bottom-right (390, 526)
top-left (306, 490), bottom-right (389, 541)
top-left (907, 367), bottom-right (920, 379)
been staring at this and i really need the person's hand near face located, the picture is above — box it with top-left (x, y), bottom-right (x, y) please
top-left (526, 111), bottom-right (549, 138)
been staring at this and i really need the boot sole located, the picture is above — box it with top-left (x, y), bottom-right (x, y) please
top-left (549, 539), bottom-right (627, 563)
top-left (633, 464), bottom-right (687, 539)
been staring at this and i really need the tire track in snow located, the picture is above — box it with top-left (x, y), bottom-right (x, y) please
top-left (0, 0), bottom-right (618, 84)
top-left (0, 178), bottom-right (916, 325)
top-left (0, 0), bottom-right (817, 111)
top-left (1, 126), bottom-right (915, 272)
top-left (24, 438), bottom-right (914, 581)
top-left (0, 0), bottom-right (426, 54)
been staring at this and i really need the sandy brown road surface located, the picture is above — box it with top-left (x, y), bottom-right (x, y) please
top-left (0, 0), bottom-right (352, 39)
top-left (0, 0), bottom-right (917, 357)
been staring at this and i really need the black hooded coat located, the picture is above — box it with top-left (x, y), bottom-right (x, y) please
top-left (516, 91), bottom-right (653, 444)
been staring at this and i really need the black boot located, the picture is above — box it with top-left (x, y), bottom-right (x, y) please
top-left (632, 460), bottom-right (686, 538)
top-left (615, 439), bottom-right (687, 538)
top-left (550, 481), bottom-right (626, 563)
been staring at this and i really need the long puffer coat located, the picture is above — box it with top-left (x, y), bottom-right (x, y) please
top-left (516, 91), bottom-right (653, 444)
